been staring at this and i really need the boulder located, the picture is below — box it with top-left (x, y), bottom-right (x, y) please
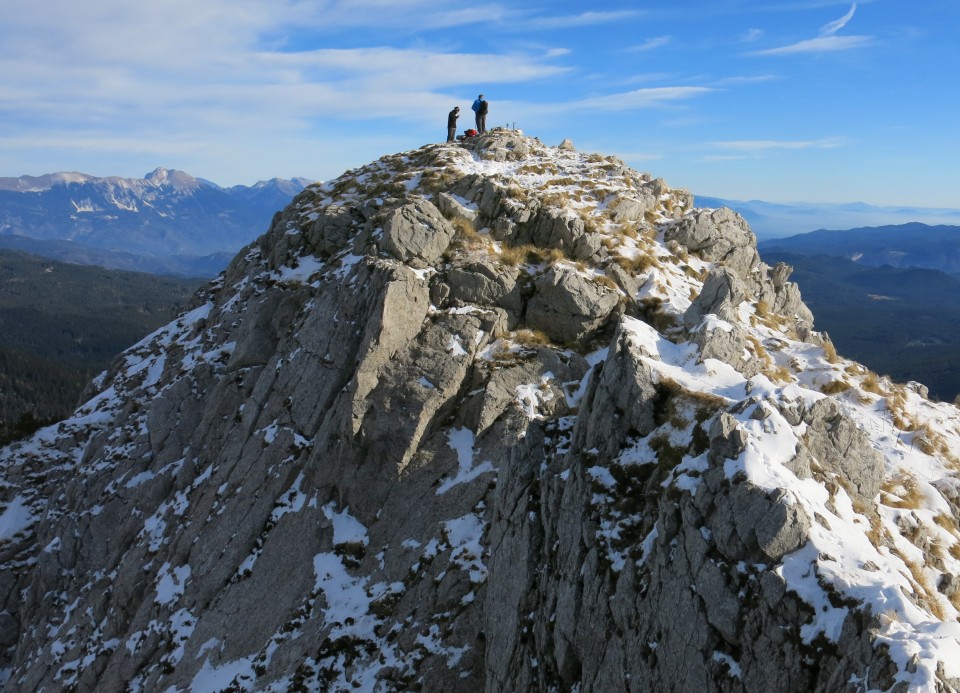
top-left (684, 267), bottom-right (746, 329)
top-left (517, 207), bottom-right (601, 261)
top-left (802, 398), bottom-right (884, 501)
top-left (666, 207), bottom-right (760, 278)
top-left (467, 130), bottom-right (533, 162)
top-left (690, 316), bottom-right (762, 378)
top-left (526, 265), bottom-right (620, 344)
top-left (380, 199), bottom-right (456, 264)
top-left (446, 260), bottom-right (523, 314)
top-left (305, 204), bottom-right (360, 258)
top-left (606, 191), bottom-right (657, 224)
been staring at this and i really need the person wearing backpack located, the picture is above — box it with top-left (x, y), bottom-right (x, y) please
top-left (447, 106), bottom-right (460, 142)
top-left (472, 94), bottom-right (488, 133)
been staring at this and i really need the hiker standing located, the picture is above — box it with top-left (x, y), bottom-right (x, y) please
top-left (447, 106), bottom-right (460, 142)
top-left (472, 94), bottom-right (488, 133)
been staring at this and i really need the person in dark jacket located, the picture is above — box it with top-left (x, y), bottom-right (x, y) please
top-left (447, 106), bottom-right (460, 142)
top-left (471, 94), bottom-right (488, 133)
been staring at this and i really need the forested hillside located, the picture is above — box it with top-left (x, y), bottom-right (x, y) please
top-left (0, 250), bottom-right (204, 443)
top-left (759, 251), bottom-right (960, 402)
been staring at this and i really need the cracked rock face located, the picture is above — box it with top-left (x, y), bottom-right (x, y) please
top-left (1, 131), bottom-right (959, 692)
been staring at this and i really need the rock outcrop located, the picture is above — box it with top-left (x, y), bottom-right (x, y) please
top-left (1, 130), bottom-right (959, 692)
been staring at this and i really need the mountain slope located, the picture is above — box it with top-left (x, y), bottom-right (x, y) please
top-left (1, 133), bottom-right (959, 691)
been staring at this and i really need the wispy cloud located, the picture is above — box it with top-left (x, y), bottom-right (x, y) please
top-left (709, 137), bottom-right (848, 152)
top-left (751, 35), bottom-right (871, 55)
top-left (525, 10), bottom-right (641, 30)
top-left (820, 3), bottom-right (857, 36)
top-left (570, 87), bottom-right (714, 111)
top-left (750, 3), bottom-right (872, 56)
top-left (712, 75), bottom-right (779, 87)
top-left (627, 36), bottom-right (672, 53)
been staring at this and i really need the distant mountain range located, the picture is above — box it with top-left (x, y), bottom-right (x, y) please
top-left (697, 195), bottom-right (960, 239)
top-left (756, 222), bottom-right (960, 402)
top-left (0, 168), bottom-right (312, 276)
top-left (758, 222), bottom-right (960, 276)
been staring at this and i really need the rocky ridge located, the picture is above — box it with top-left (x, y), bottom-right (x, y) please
top-left (1, 131), bottom-right (960, 691)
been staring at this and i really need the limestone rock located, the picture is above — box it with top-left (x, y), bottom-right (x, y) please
top-left (380, 199), bottom-right (455, 264)
top-left (526, 265), bottom-right (620, 344)
top-left (802, 398), bottom-right (884, 502)
top-left (445, 259), bottom-right (523, 314)
top-left (666, 207), bottom-right (760, 278)
top-left (517, 207), bottom-right (602, 261)
top-left (684, 267), bottom-right (746, 329)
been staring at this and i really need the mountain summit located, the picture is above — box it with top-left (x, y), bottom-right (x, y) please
top-left (2, 131), bottom-right (959, 691)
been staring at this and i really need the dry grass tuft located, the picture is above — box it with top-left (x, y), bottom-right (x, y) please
top-left (517, 162), bottom-right (558, 176)
top-left (820, 379), bottom-right (852, 395)
top-left (612, 253), bottom-right (656, 275)
top-left (866, 514), bottom-right (886, 549)
top-left (499, 244), bottom-right (567, 267)
top-left (822, 340), bottom-right (839, 364)
top-left (540, 192), bottom-right (571, 208)
top-left (900, 555), bottom-right (947, 620)
top-left (504, 184), bottom-right (528, 201)
top-left (886, 387), bottom-right (920, 432)
top-left (881, 475), bottom-right (925, 510)
top-left (513, 328), bottom-right (552, 347)
top-left (592, 274), bottom-right (620, 292)
top-left (861, 370), bottom-right (887, 396)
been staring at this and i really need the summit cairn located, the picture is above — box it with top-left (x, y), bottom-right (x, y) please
top-left (2, 131), bottom-right (960, 691)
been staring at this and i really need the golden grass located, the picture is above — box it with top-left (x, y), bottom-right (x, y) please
top-left (499, 244), bottom-right (567, 267)
top-left (502, 185), bottom-right (525, 201)
top-left (820, 379), bottom-right (852, 395)
top-left (901, 555), bottom-right (947, 620)
top-left (822, 340), bottom-right (839, 364)
top-left (592, 274), bottom-right (620, 292)
top-left (861, 371), bottom-right (887, 396)
top-left (513, 328), bottom-right (552, 347)
top-left (612, 253), bottom-right (656, 275)
top-left (886, 388), bottom-right (920, 432)
top-left (767, 366), bottom-right (794, 383)
top-left (881, 475), bottom-right (925, 510)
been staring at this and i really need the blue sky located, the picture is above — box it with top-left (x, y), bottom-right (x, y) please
top-left (3, 0), bottom-right (958, 207)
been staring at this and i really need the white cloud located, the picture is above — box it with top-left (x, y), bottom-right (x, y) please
top-left (569, 87), bottom-right (714, 112)
top-left (750, 35), bottom-right (871, 56)
top-left (525, 10), bottom-right (641, 30)
top-left (627, 36), bottom-right (672, 53)
top-left (712, 75), bottom-right (779, 87)
top-left (709, 137), bottom-right (848, 152)
top-left (820, 3), bottom-right (857, 36)
top-left (750, 2), bottom-right (871, 56)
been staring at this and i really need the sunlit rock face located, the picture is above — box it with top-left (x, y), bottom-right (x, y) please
top-left (2, 131), bottom-right (960, 692)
